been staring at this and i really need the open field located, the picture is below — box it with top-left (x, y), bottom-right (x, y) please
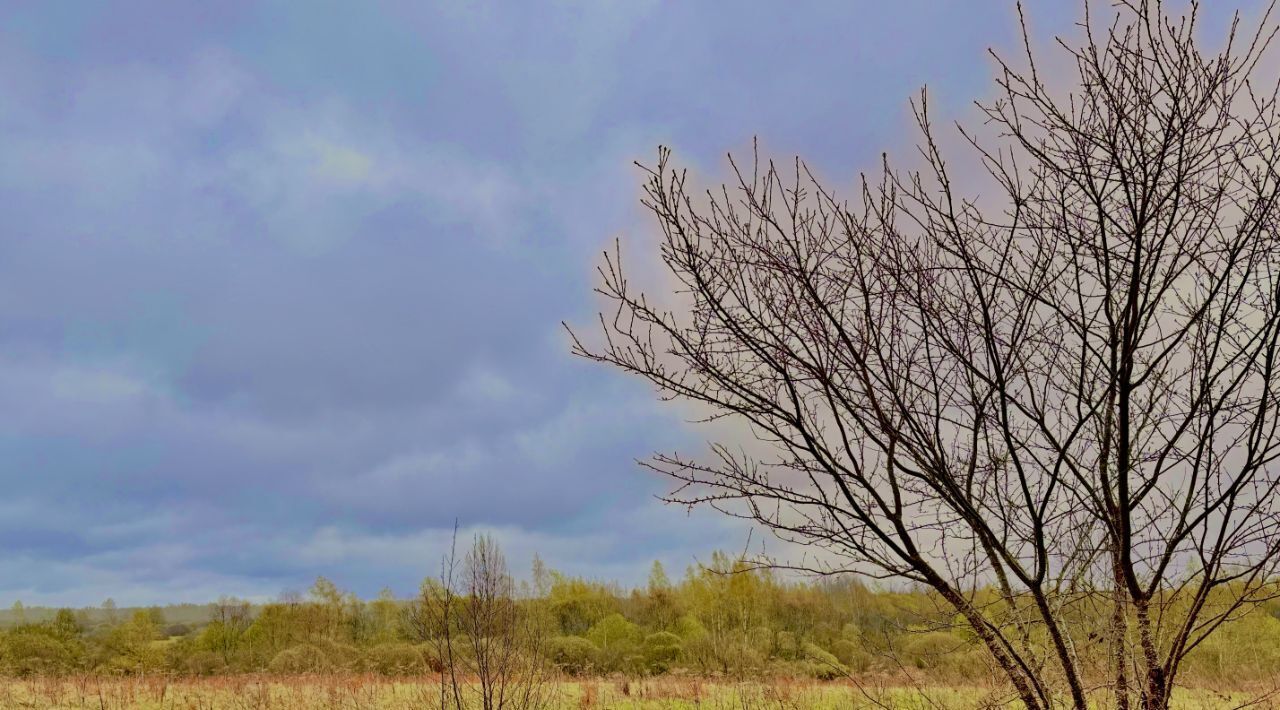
top-left (0, 676), bottom-right (1271, 710)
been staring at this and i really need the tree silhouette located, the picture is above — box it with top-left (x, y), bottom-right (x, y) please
top-left (571, 2), bottom-right (1280, 707)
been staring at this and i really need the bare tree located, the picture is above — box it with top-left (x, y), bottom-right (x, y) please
top-left (570, 2), bottom-right (1280, 708)
top-left (423, 532), bottom-right (553, 710)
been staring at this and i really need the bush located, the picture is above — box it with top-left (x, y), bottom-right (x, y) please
top-left (269, 644), bottom-right (336, 674)
top-left (642, 631), bottom-right (683, 673)
top-left (363, 642), bottom-right (427, 676)
top-left (163, 624), bottom-right (191, 639)
top-left (901, 631), bottom-right (968, 670)
top-left (182, 650), bottom-right (228, 676)
top-left (545, 635), bottom-right (598, 675)
top-left (416, 643), bottom-right (445, 673)
top-left (798, 642), bottom-right (848, 680)
top-left (673, 615), bottom-right (707, 641)
top-left (830, 638), bottom-right (873, 673)
top-left (681, 632), bottom-right (767, 677)
top-left (0, 630), bottom-right (78, 675)
top-left (587, 614), bottom-right (642, 673)
top-left (586, 614), bottom-right (641, 649)
top-left (773, 630), bottom-right (800, 660)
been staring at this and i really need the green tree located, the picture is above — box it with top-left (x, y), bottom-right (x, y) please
top-left (586, 613), bottom-right (642, 673)
top-left (100, 610), bottom-right (162, 674)
top-left (547, 575), bottom-right (616, 636)
top-left (51, 609), bottom-right (81, 642)
top-left (369, 588), bottom-right (401, 643)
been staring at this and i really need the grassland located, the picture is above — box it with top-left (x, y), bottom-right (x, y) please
top-left (0, 675), bottom-right (1270, 710)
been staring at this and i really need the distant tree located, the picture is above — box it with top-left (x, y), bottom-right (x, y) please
top-left (648, 561), bottom-right (671, 592)
top-left (572, 2), bottom-right (1280, 708)
top-left (370, 588), bottom-right (401, 643)
top-left (240, 603), bottom-right (300, 662)
top-left (100, 610), bottom-right (161, 674)
top-left (424, 533), bottom-right (553, 710)
top-left (639, 561), bottom-right (682, 631)
top-left (546, 575), bottom-right (616, 636)
top-left (531, 555), bottom-right (552, 598)
top-left (678, 554), bottom-right (774, 676)
top-left (51, 609), bottom-right (81, 641)
top-left (309, 577), bottom-right (344, 640)
top-left (100, 598), bottom-right (117, 626)
top-left (198, 598), bottom-right (250, 664)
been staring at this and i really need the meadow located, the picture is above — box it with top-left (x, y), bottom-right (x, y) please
top-left (0, 675), bottom-right (1270, 710)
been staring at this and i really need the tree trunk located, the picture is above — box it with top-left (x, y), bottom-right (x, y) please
top-left (1111, 551), bottom-right (1131, 710)
top-left (1134, 598), bottom-right (1168, 710)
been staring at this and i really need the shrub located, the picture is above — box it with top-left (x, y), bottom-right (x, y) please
top-left (830, 638), bottom-right (873, 673)
top-left (673, 615), bottom-right (707, 641)
top-left (0, 630), bottom-right (78, 675)
top-left (545, 635), bottom-right (598, 675)
top-left (268, 644), bottom-right (335, 674)
top-left (772, 630), bottom-right (799, 660)
top-left (183, 650), bottom-right (228, 676)
top-left (163, 624), bottom-right (191, 639)
top-left (363, 642), bottom-right (427, 676)
top-left (642, 631), bottom-right (683, 673)
top-left (798, 642), bottom-right (848, 680)
top-left (901, 631), bottom-right (969, 670)
top-left (587, 614), bottom-right (642, 673)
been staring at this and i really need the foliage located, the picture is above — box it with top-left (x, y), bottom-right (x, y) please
top-left (545, 636), bottom-right (598, 676)
top-left (5, 555), bottom-right (1280, 692)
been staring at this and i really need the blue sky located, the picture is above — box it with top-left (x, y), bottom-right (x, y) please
top-left (0, 1), bottom-right (1259, 606)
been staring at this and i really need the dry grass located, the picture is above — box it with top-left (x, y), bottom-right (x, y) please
top-left (0, 675), bottom-right (1272, 709)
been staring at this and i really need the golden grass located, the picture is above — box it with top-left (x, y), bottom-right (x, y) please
top-left (0, 675), bottom-right (1272, 709)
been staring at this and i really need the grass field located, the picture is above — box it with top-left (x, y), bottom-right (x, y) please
top-left (0, 675), bottom-right (1271, 710)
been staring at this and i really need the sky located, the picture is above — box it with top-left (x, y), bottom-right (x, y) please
top-left (0, 0), bottom-right (1264, 607)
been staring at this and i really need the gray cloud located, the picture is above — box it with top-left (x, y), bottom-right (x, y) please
top-left (0, 0), bottom-right (1145, 605)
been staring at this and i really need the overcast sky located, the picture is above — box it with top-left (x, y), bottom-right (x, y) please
top-left (0, 1), bottom-right (1263, 607)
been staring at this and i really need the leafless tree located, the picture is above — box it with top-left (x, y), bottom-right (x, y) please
top-left (423, 531), bottom-right (553, 710)
top-left (570, 2), bottom-right (1280, 708)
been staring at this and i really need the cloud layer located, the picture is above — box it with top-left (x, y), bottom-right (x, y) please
top-left (0, 0), bottom-right (1167, 605)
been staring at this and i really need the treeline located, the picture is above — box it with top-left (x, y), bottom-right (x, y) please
top-left (4, 546), bottom-right (1280, 685)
